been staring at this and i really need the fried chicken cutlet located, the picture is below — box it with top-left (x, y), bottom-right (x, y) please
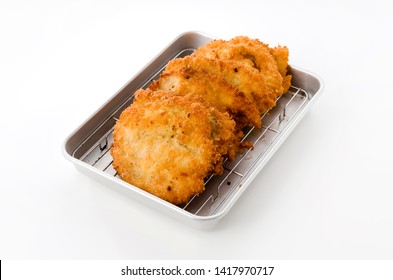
top-left (111, 91), bottom-right (239, 204)
top-left (194, 36), bottom-right (291, 100)
top-left (165, 55), bottom-right (275, 115)
top-left (229, 36), bottom-right (292, 94)
top-left (111, 35), bottom-right (292, 205)
top-left (149, 61), bottom-right (261, 128)
top-left (133, 89), bottom-right (243, 161)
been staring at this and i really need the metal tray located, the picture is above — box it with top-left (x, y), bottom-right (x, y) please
top-left (63, 31), bottom-right (323, 229)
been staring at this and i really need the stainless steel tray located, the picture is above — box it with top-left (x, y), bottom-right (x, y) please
top-left (63, 31), bottom-right (323, 229)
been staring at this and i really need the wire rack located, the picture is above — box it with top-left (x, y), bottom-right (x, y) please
top-left (78, 84), bottom-right (308, 216)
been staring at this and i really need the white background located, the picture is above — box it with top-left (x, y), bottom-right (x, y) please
top-left (1, 0), bottom-right (392, 259)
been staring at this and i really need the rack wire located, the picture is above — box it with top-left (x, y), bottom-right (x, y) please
top-left (79, 84), bottom-right (308, 216)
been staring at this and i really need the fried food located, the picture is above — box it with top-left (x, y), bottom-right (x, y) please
top-left (194, 36), bottom-right (291, 100)
top-left (149, 60), bottom-right (262, 128)
top-left (133, 89), bottom-right (243, 161)
top-left (111, 35), bottom-right (292, 204)
top-left (269, 45), bottom-right (291, 93)
top-left (165, 55), bottom-right (275, 114)
top-left (111, 91), bottom-right (239, 204)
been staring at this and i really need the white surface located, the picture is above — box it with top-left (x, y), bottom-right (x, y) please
top-left (1, 0), bottom-right (392, 259)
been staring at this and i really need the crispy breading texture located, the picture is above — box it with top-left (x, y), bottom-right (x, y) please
top-left (194, 36), bottom-right (291, 99)
top-left (269, 45), bottom-right (291, 93)
top-left (111, 35), bottom-right (292, 205)
top-left (149, 62), bottom-right (261, 128)
top-left (134, 89), bottom-right (243, 161)
top-left (111, 93), bottom-right (230, 204)
top-left (165, 55), bottom-right (275, 114)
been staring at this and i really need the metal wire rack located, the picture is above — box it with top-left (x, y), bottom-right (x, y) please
top-left (78, 84), bottom-right (308, 216)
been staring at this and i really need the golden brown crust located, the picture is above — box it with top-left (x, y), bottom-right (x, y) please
top-left (194, 36), bottom-right (291, 100)
top-left (149, 60), bottom-right (262, 128)
top-left (111, 35), bottom-right (292, 205)
top-left (217, 59), bottom-right (276, 114)
top-left (134, 89), bottom-right (243, 161)
top-left (269, 45), bottom-right (292, 93)
top-left (111, 93), bottom-right (224, 205)
top-left (165, 55), bottom-right (275, 114)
